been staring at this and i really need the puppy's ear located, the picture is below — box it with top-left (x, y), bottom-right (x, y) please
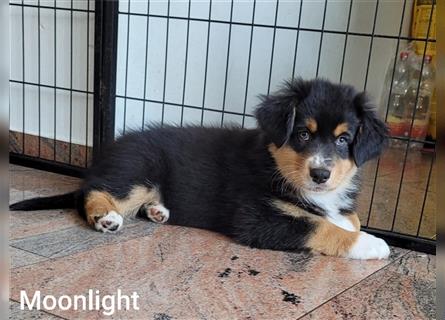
top-left (352, 92), bottom-right (388, 166)
top-left (254, 79), bottom-right (310, 147)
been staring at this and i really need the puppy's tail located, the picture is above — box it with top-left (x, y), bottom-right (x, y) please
top-left (9, 191), bottom-right (78, 211)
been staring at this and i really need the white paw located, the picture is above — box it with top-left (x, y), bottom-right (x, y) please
top-left (146, 204), bottom-right (169, 223)
top-left (94, 211), bottom-right (123, 233)
top-left (346, 232), bottom-right (390, 260)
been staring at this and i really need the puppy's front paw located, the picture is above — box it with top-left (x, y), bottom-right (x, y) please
top-left (94, 211), bottom-right (123, 233)
top-left (346, 231), bottom-right (390, 260)
top-left (146, 204), bottom-right (169, 223)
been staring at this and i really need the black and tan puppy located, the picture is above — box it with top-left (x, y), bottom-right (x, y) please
top-left (10, 78), bottom-right (390, 259)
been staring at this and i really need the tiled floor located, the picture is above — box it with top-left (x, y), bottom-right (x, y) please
top-left (9, 165), bottom-right (436, 319)
top-left (356, 144), bottom-right (435, 238)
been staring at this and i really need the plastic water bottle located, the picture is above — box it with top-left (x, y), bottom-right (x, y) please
top-left (408, 55), bottom-right (434, 143)
top-left (386, 51), bottom-right (410, 142)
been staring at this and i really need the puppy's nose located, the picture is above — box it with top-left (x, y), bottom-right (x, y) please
top-left (310, 168), bottom-right (331, 184)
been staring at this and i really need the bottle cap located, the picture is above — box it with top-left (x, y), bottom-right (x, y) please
top-left (424, 55), bottom-right (432, 63)
top-left (400, 51), bottom-right (409, 60)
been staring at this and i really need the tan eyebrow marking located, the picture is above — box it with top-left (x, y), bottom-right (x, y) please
top-left (333, 122), bottom-right (349, 137)
top-left (306, 118), bottom-right (318, 133)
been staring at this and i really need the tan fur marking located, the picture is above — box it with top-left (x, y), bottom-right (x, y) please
top-left (306, 118), bottom-right (318, 133)
top-left (273, 200), bottom-right (319, 220)
top-left (114, 186), bottom-right (160, 214)
top-left (346, 213), bottom-right (361, 232)
top-left (84, 186), bottom-right (160, 225)
top-left (329, 158), bottom-right (357, 188)
top-left (333, 122), bottom-right (349, 137)
top-left (269, 144), bottom-right (357, 191)
top-left (273, 199), bottom-right (359, 257)
top-left (268, 144), bottom-right (308, 189)
top-left (307, 218), bottom-right (359, 257)
top-left (85, 191), bottom-right (117, 225)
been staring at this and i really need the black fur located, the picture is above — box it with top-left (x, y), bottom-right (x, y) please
top-left (9, 192), bottom-right (77, 211)
top-left (10, 78), bottom-right (387, 252)
top-left (352, 92), bottom-right (388, 166)
top-left (255, 79), bottom-right (311, 147)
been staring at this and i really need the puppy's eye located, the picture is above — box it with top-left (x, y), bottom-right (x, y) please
top-left (336, 135), bottom-right (349, 146)
top-left (298, 130), bottom-right (310, 141)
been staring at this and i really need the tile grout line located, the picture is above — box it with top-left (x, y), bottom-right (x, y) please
top-left (295, 249), bottom-right (413, 319)
top-left (9, 244), bottom-right (51, 260)
top-left (9, 221), bottom-right (84, 242)
top-left (9, 298), bottom-right (69, 320)
top-left (11, 258), bottom-right (52, 270)
top-left (9, 207), bottom-right (149, 243)
top-left (10, 223), bottom-right (163, 266)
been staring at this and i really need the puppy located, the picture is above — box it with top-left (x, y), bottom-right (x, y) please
top-left (10, 78), bottom-right (390, 259)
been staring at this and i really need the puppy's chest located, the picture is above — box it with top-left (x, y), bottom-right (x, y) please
top-left (279, 190), bottom-right (357, 232)
top-left (307, 192), bottom-right (356, 232)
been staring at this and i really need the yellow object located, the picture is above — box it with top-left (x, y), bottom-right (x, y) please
top-left (412, 0), bottom-right (436, 139)
top-left (412, 0), bottom-right (436, 57)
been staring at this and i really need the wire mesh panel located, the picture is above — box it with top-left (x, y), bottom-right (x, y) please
top-left (114, 0), bottom-right (436, 251)
top-left (9, 0), bottom-right (95, 169)
top-left (115, 0), bottom-right (426, 129)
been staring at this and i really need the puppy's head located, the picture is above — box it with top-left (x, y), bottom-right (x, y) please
top-left (255, 78), bottom-right (387, 193)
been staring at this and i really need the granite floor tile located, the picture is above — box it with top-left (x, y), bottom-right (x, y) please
top-left (10, 247), bottom-right (48, 269)
top-left (9, 301), bottom-right (63, 320)
top-left (417, 190), bottom-right (436, 239)
top-left (9, 164), bottom-right (33, 172)
top-left (356, 146), bottom-right (436, 238)
top-left (301, 252), bottom-right (435, 320)
top-left (10, 166), bottom-right (83, 240)
top-left (10, 208), bottom-right (85, 241)
top-left (10, 226), bottom-right (407, 320)
top-left (386, 251), bottom-right (435, 280)
top-left (11, 216), bottom-right (159, 258)
top-left (9, 131), bottom-right (93, 167)
top-left (10, 167), bottom-right (80, 194)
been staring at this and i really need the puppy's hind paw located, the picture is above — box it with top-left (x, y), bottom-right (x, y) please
top-left (94, 211), bottom-right (123, 233)
top-left (146, 204), bottom-right (169, 224)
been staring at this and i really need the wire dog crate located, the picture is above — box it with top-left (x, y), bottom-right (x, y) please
top-left (9, 0), bottom-right (436, 254)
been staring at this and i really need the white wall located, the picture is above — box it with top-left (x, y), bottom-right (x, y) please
top-left (10, 0), bottom-right (414, 145)
top-left (9, 0), bottom-right (94, 146)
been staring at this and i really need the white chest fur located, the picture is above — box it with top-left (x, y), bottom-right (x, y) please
top-left (326, 212), bottom-right (356, 232)
top-left (302, 185), bottom-right (357, 232)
